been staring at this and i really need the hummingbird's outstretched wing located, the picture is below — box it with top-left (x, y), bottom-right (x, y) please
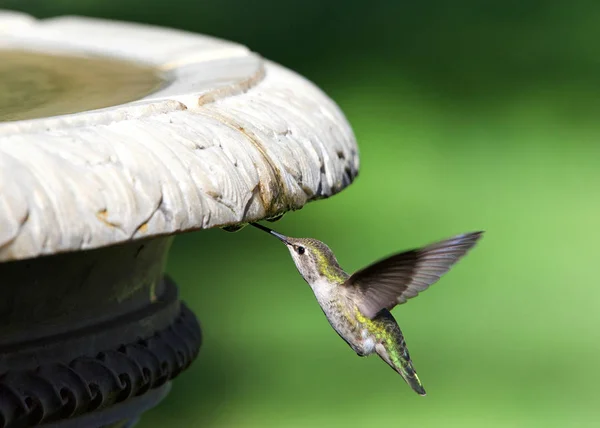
top-left (342, 232), bottom-right (483, 319)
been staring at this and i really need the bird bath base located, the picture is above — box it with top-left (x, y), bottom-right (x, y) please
top-left (0, 238), bottom-right (202, 427)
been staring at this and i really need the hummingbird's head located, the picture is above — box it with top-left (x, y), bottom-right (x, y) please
top-left (251, 223), bottom-right (346, 285)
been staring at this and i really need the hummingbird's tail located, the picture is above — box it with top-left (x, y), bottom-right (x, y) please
top-left (375, 313), bottom-right (426, 396)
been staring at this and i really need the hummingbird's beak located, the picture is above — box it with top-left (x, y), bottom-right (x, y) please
top-left (251, 223), bottom-right (290, 245)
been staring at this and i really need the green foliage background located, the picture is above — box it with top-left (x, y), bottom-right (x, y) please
top-left (3, 1), bottom-right (599, 426)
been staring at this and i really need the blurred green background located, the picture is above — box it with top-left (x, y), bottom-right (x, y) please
top-left (3, 1), bottom-right (600, 426)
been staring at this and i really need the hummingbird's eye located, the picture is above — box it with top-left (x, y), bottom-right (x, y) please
top-left (296, 246), bottom-right (305, 255)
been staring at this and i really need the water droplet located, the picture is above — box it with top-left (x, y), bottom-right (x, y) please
top-left (221, 224), bottom-right (246, 233)
top-left (266, 213), bottom-right (285, 222)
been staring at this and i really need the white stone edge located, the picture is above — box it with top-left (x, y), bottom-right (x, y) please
top-left (0, 12), bottom-right (359, 261)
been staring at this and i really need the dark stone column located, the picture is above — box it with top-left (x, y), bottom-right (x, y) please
top-left (0, 237), bottom-right (201, 427)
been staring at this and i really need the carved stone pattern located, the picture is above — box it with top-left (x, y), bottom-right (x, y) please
top-left (0, 14), bottom-right (360, 262)
top-left (0, 304), bottom-right (201, 428)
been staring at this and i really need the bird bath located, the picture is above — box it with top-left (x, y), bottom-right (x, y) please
top-left (0, 10), bottom-right (359, 427)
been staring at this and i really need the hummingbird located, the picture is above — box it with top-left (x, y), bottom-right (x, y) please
top-left (251, 223), bottom-right (483, 396)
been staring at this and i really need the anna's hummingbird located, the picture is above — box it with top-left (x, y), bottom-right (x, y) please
top-left (251, 223), bottom-right (483, 396)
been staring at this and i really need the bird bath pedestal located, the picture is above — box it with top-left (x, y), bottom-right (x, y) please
top-left (0, 11), bottom-right (359, 427)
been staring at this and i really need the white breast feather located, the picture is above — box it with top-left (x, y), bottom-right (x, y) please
top-left (362, 329), bottom-right (376, 353)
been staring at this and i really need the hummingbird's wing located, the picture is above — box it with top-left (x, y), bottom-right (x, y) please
top-left (342, 232), bottom-right (483, 319)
